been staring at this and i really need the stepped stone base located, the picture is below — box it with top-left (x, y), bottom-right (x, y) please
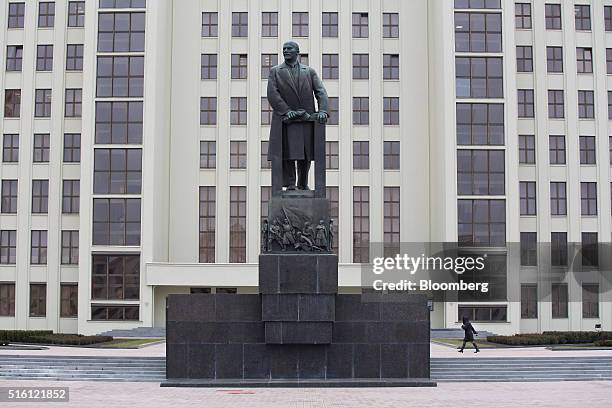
top-left (161, 378), bottom-right (436, 387)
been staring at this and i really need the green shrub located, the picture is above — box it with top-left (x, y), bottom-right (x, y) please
top-left (0, 330), bottom-right (112, 346)
top-left (594, 339), bottom-right (612, 347)
top-left (487, 331), bottom-right (612, 346)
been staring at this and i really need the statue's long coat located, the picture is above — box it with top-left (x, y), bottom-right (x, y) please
top-left (267, 62), bottom-right (328, 161)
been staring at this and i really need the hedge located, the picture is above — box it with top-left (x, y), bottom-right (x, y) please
top-left (0, 330), bottom-right (112, 346)
top-left (594, 339), bottom-right (612, 347)
top-left (487, 331), bottom-right (612, 346)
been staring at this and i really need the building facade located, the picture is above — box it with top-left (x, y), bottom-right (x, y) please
top-left (0, 0), bottom-right (610, 336)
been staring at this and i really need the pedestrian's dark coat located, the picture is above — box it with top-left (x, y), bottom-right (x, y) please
top-left (267, 62), bottom-right (328, 161)
top-left (461, 317), bottom-right (478, 341)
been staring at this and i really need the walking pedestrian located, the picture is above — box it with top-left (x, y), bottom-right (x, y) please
top-left (458, 316), bottom-right (480, 353)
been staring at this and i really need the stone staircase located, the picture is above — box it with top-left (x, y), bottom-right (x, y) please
top-left (0, 355), bottom-right (166, 382)
top-left (431, 356), bottom-right (612, 382)
top-left (98, 327), bottom-right (166, 338)
top-left (2, 355), bottom-right (612, 382)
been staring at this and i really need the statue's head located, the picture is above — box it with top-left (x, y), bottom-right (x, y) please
top-left (283, 41), bottom-right (300, 63)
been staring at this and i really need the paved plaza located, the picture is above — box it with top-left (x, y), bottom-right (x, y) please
top-left (0, 379), bottom-right (611, 408)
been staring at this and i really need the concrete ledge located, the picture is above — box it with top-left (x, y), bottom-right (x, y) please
top-left (160, 378), bottom-right (437, 388)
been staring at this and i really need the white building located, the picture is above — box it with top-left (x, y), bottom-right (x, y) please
top-left (0, 0), bottom-right (610, 336)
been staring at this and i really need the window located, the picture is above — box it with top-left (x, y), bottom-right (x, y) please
top-left (455, 57), bottom-right (503, 98)
top-left (94, 149), bottom-right (141, 194)
top-left (230, 186), bottom-right (246, 263)
top-left (98, 12), bottom-right (145, 52)
top-left (383, 13), bottom-right (399, 38)
top-left (260, 186), bottom-right (271, 228)
top-left (299, 53), bottom-right (308, 66)
top-left (200, 97), bottom-right (217, 125)
top-left (261, 141), bottom-right (270, 169)
top-left (606, 6), bottom-right (612, 31)
top-left (515, 3), bottom-right (532, 29)
top-left (575, 4), bottom-right (591, 31)
top-left (92, 198), bottom-right (141, 245)
top-left (62, 180), bottom-right (80, 214)
top-left (230, 141), bottom-right (247, 169)
top-left (29, 284), bottom-right (46, 317)
top-left (95, 101), bottom-right (143, 144)
top-left (230, 97), bottom-right (247, 125)
top-left (0, 230), bottom-right (17, 264)
top-left (549, 135), bottom-right (566, 164)
top-left (3, 134), bottom-right (18, 163)
top-left (1, 180), bottom-right (18, 213)
top-left (91, 254), bottom-right (140, 300)
top-left (60, 284), bottom-right (78, 317)
top-left (101, 0), bottom-right (146, 7)
top-left (68, 1), bottom-right (85, 27)
top-left (327, 187), bottom-right (339, 255)
top-left (232, 12), bottom-right (248, 37)
top-left (548, 89), bottom-right (564, 119)
top-left (582, 284), bottom-right (599, 318)
top-left (353, 141), bottom-right (369, 170)
top-left (262, 12), bottom-right (278, 37)
top-left (261, 54), bottom-right (277, 80)
top-left (322, 54), bottom-right (339, 80)
top-left (384, 141), bottom-right (400, 170)
top-left (383, 54), bottom-right (400, 80)
top-left (97, 56), bottom-right (144, 97)
top-left (384, 187), bottom-right (400, 256)
top-left (63, 134), bottom-right (80, 163)
top-left (352, 54), bottom-right (369, 79)
top-left (35, 89), bottom-right (52, 118)
top-left (546, 46), bottom-right (563, 73)
top-left (65, 89), bottom-right (82, 117)
top-left (292, 12), bottom-right (308, 37)
top-left (6, 45), bottom-right (23, 71)
top-left (0, 284), bottom-right (15, 316)
top-left (33, 134), bottom-right (50, 162)
top-left (200, 141), bottom-right (216, 169)
top-left (8, 3), bottom-right (25, 28)
top-left (518, 89), bottom-right (534, 118)
top-left (576, 47), bottom-right (593, 73)
top-left (456, 103), bottom-right (504, 145)
top-left (61, 230), bottom-right (79, 265)
top-left (230, 53), bottom-right (247, 80)
top-left (455, 12), bottom-right (502, 53)
top-left (582, 232), bottom-right (598, 267)
top-left (322, 12), bottom-right (338, 37)
top-left (552, 283), bottom-right (568, 318)
top-left (36, 45), bottom-right (53, 71)
top-left (200, 54), bottom-right (217, 80)
top-left (521, 284), bottom-right (537, 318)
top-left (30, 231), bottom-right (48, 265)
top-left (199, 186), bottom-right (215, 263)
top-left (353, 187), bottom-right (369, 263)
top-left (91, 305), bottom-right (139, 321)
top-left (328, 97), bottom-right (339, 125)
top-left (520, 181), bottom-right (536, 215)
top-left (261, 97), bottom-right (273, 125)
top-left (580, 136), bottom-right (596, 165)
top-left (609, 92), bottom-right (612, 119)
top-left (31, 180), bottom-right (49, 214)
top-left (458, 305), bottom-right (507, 322)
top-left (353, 97), bottom-right (369, 125)
top-left (383, 97), bottom-right (400, 125)
top-left (457, 150), bottom-right (505, 195)
top-left (326, 141), bottom-right (339, 170)
top-left (610, 137), bottom-right (612, 164)
top-left (551, 232), bottom-right (568, 266)
top-left (550, 182), bottom-right (567, 216)
top-left (519, 135), bottom-right (535, 164)
top-left (66, 44), bottom-right (83, 71)
top-left (545, 3), bottom-right (562, 29)
top-left (581, 182), bottom-right (597, 216)
top-left (578, 90), bottom-right (595, 119)
top-left (201, 12), bottom-right (218, 37)
top-left (38, 2), bottom-right (55, 28)
top-left (516, 46), bottom-right (532, 72)
top-left (352, 12), bottom-right (368, 38)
